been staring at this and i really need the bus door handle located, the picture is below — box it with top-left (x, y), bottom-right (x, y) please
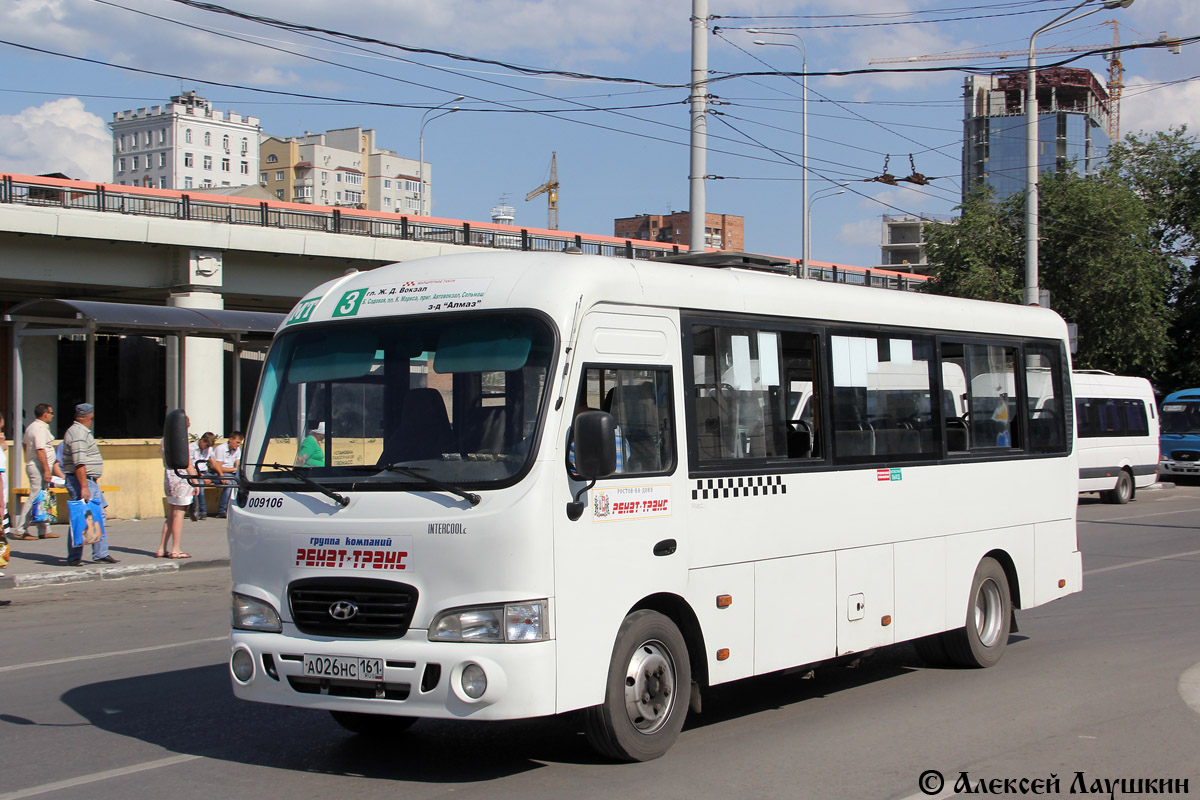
top-left (653, 539), bottom-right (677, 557)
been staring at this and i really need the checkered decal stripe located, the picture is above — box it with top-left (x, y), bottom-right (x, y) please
top-left (692, 475), bottom-right (786, 500)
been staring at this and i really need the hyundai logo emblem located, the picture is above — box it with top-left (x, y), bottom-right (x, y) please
top-left (329, 600), bottom-right (359, 620)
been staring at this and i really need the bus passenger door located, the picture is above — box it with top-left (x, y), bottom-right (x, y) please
top-left (552, 310), bottom-right (687, 714)
top-left (835, 544), bottom-right (895, 656)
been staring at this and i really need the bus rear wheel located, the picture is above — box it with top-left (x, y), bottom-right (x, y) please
top-left (941, 557), bottom-right (1012, 668)
top-left (1103, 470), bottom-right (1134, 505)
top-left (584, 610), bottom-right (691, 762)
top-left (329, 710), bottom-right (417, 737)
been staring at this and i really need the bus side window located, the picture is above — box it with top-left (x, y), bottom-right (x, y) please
top-left (940, 342), bottom-right (1019, 453)
top-left (579, 366), bottom-right (675, 476)
top-left (690, 323), bottom-right (821, 463)
top-left (1024, 344), bottom-right (1068, 453)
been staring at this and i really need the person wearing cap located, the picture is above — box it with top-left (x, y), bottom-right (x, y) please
top-left (296, 421), bottom-right (326, 467)
top-left (61, 403), bottom-right (117, 567)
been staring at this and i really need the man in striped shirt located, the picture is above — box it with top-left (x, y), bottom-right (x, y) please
top-left (61, 403), bottom-right (117, 567)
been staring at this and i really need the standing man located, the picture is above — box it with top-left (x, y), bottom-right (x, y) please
top-left (15, 403), bottom-right (60, 540)
top-left (208, 430), bottom-right (242, 519)
top-left (61, 403), bottom-right (117, 567)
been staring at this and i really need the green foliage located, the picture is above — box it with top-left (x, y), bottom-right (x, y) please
top-left (923, 170), bottom-right (1172, 379)
top-left (923, 187), bottom-right (1022, 303)
top-left (1105, 127), bottom-right (1200, 392)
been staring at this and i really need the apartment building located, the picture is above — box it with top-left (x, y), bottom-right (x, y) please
top-left (613, 211), bottom-right (744, 251)
top-left (260, 127), bottom-right (425, 213)
top-left (109, 91), bottom-right (260, 190)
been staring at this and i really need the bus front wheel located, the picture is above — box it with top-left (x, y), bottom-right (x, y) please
top-left (584, 609), bottom-right (691, 762)
top-left (942, 557), bottom-right (1012, 668)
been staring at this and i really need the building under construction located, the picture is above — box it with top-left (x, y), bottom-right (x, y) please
top-left (962, 67), bottom-right (1111, 202)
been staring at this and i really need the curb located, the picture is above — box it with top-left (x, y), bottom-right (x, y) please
top-left (0, 558), bottom-right (229, 590)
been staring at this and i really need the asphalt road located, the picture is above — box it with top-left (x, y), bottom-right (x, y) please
top-left (2, 485), bottom-right (1198, 800)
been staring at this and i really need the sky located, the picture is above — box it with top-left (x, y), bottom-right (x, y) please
top-left (0, 0), bottom-right (1196, 269)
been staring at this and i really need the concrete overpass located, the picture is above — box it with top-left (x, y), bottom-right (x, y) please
top-left (0, 172), bottom-right (924, 439)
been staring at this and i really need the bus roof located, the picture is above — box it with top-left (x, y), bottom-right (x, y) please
top-left (280, 251), bottom-right (1069, 342)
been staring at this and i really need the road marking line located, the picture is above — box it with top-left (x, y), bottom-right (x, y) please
top-left (1080, 507), bottom-right (1200, 523)
top-left (1179, 661), bottom-right (1200, 718)
top-left (0, 754), bottom-right (200, 799)
top-left (1084, 549), bottom-right (1200, 576)
top-left (0, 636), bottom-right (227, 674)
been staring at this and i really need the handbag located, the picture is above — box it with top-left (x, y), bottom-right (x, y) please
top-left (68, 498), bottom-right (105, 547)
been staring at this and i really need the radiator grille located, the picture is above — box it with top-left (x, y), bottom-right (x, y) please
top-left (288, 577), bottom-right (418, 639)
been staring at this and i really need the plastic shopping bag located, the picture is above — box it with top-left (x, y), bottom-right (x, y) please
top-left (31, 489), bottom-right (55, 524)
top-left (68, 498), bottom-right (105, 547)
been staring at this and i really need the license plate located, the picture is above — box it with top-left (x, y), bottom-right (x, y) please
top-left (302, 654), bottom-right (385, 681)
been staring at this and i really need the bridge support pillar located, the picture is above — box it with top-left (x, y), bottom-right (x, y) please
top-left (168, 290), bottom-right (226, 438)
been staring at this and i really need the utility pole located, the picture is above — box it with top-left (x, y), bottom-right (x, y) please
top-left (689, 0), bottom-right (708, 253)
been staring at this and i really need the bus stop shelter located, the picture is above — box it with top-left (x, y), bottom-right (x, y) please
top-left (4, 298), bottom-right (283, 493)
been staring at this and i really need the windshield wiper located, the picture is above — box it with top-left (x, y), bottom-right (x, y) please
top-left (248, 462), bottom-right (349, 507)
top-left (349, 463), bottom-right (481, 506)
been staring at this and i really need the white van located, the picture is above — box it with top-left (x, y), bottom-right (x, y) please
top-left (1073, 371), bottom-right (1159, 503)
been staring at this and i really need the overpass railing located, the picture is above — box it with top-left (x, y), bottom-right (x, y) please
top-left (0, 173), bottom-right (928, 291)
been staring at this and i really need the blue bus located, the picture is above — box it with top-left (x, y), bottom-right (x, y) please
top-left (1160, 389), bottom-right (1200, 479)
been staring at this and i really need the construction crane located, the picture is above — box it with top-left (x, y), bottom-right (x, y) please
top-left (525, 152), bottom-right (559, 230)
top-left (869, 22), bottom-right (1129, 139)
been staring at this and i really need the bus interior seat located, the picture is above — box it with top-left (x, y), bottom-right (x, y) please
top-left (620, 381), bottom-right (661, 472)
top-left (946, 418), bottom-right (969, 451)
top-left (394, 387), bottom-right (453, 461)
top-left (696, 395), bottom-right (722, 459)
top-left (466, 406), bottom-right (505, 454)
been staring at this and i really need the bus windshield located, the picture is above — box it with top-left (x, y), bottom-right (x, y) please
top-left (1161, 401), bottom-right (1200, 435)
top-left (243, 313), bottom-right (555, 489)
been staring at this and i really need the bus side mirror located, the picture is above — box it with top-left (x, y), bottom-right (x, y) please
top-left (163, 409), bottom-right (190, 470)
top-left (573, 410), bottom-right (617, 480)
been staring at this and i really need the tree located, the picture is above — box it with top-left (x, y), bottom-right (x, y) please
top-left (1104, 127), bottom-right (1200, 390)
top-left (924, 170), bottom-right (1172, 379)
top-left (923, 187), bottom-right (1022, 303)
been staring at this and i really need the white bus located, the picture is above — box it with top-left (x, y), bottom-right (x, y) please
top-left (181, 251), bottom-right (1080, 761)
top-left (1072, 371), bottom-right (1159, 504)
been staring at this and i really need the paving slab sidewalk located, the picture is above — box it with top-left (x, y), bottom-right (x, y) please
top-left (1, 514), bottom-right (229, 590)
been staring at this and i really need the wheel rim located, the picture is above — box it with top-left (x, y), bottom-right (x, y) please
top-left (1119, 473), bottom-right (1132, 501)
top-left (973, 579), bottom-right (1004, 648)
top-left (623, 640), bottom-right (676, 735)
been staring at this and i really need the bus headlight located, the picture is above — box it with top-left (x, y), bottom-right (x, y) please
top-left (430, 600), bottom-right (549, 643)
top-left (232, 592), bottom-right (282, 633)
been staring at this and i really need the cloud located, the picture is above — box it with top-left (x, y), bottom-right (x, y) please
top-left (1121, 77), bottom-right (1200, 137)
top-left (0, 98), bottom-right (111, 180)
top-left (835, 217), bottom-right (880, 251)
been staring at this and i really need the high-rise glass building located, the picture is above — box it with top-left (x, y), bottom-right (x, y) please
top-left (962, 68), bottom-right (1111, 202)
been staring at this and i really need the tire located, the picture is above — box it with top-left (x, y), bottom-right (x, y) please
top-left (942, 557), bottom-right (1012, 668)
top-left (329, 710), bottom-right (417, 737)
top-left (584, 610), bottom-right (691, 762)
top-left (1103, 470), bottom-right (1134, 505)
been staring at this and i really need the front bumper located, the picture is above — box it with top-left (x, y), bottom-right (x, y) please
top-left (1160, 459), bottom-right (1200, 477)
top-left (229, 629), bottom-right (557, 721)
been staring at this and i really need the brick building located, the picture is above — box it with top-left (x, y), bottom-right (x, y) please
top-left (614, 211), bottom-right (744, 251)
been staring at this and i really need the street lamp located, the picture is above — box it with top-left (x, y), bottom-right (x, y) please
top-left (751, 32), bottom-right (808, 279)
top-left (1024, 0), bottom-right (1133, 306)
top-left (418, 95), bottom-right (464, 217)
top-left (806, 185), bottom-right (847, 268)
